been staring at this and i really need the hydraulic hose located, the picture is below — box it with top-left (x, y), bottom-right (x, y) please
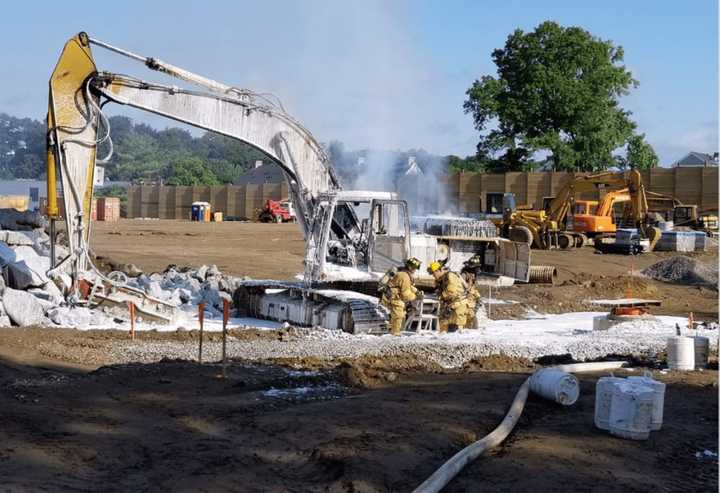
top-left (412, 361), bottom-right (626, 493)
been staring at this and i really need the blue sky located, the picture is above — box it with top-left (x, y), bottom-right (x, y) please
top-left (1, 0), bottom-right (717, 165)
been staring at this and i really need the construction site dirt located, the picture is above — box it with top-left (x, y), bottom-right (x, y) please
top-left (1, 219), bottom-right (715, 491)
top-left (91, 219), bottom-right (719, 320)
top-left (0, 342), bottom-right (716, 492)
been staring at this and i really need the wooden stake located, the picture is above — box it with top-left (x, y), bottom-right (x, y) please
top-left (128, 302), bottom-right (135, 340)
top-left (198, 302), bottom-right (205, 364)
top-left (222, 298), bottom-right (230, 378)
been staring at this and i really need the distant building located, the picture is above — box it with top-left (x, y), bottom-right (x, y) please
top-left (673, 151), bottom-right (718, 167)
top-left (234, 161), bottom-right (285, 185)
top-left (396, 156), bottom-right (438, 214)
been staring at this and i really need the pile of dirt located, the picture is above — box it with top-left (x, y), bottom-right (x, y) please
top-left (642, 256), bottom-right (718, 288)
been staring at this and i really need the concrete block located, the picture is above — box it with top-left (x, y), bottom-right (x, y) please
top-left (3, 288), bottom-right (46, 326)
top-left (0, 230), bottom-right (36, 246)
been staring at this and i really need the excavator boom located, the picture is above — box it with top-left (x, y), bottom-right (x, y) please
top-left (47, 33), bottom-right (356, 283)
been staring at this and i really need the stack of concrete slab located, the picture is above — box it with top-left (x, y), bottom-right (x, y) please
top-left (692, 231), bottom-right (709, 252)
top-left (655, 231), bottom-right (697, 252)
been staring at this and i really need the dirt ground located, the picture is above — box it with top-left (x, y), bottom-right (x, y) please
top-left (0, 347), bottom-right (716, 492)
top-left (1, 219), bottom-right (713, 491)
top-left (91, 219), bottom-right (719, 320)
top-left (91, 220), bottom-right (306, 280)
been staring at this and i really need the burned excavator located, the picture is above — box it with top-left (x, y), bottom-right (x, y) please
top-left (47, 33), bottom-right (531, 333)
top-left (499, 170), bottom-right (662, 250)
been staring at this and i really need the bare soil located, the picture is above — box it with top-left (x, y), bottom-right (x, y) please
top-left (1, 220), bottom-right (713, 491)
top-left (92, 219), bottom-right (719, 320)
top-left (0, 349), bottom-right (716, 492)
top-left (91, 220), bottom-right (306, 280)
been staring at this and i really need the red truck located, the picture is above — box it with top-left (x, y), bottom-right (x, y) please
top-left (258, 199), bottom-right (295, 223)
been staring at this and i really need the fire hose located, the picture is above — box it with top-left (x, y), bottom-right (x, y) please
top-left (412, 361), bottom-right (626, 493)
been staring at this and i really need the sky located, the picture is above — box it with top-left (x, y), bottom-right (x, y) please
top-left (1, 0), bottom-right (717, 165)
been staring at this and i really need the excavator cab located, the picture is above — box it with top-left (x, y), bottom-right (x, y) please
top-left (502, 193), bottom-right (517, 222)
top-left (673, 205), bottom-right (698, 227)
top-left (368, 199), bottom-right (411, 273)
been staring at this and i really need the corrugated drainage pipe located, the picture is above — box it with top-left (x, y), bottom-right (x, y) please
top-left (412, 361), bottom-right (626, 493)
top-left (528, 265), bottom-right (558, 284)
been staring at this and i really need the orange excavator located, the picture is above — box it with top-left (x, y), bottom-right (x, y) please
top-left (571, 189), bottom-right (632, 237)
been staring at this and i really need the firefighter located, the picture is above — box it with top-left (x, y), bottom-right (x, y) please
top-left (461, 255), bottom-right (484, 330)
top-left (380, 257), bottom-right (422, 336)
top-left (427, 260), bottom-right (468, 333)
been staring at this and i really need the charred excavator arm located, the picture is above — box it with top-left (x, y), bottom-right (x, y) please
top-left (48, 33), bottom-right (351, 286)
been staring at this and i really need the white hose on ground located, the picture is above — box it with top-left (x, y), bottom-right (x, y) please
top-left (412, 361), bottom-right (627, 493)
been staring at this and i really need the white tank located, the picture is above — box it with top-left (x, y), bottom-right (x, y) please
top-left (529, 368), bottom-right (579, 406)
top-left (693, 336), bottom-right (710, 369)
top-left (666, 336), bottom-right (695, 371)
top-left (627, 373), bottom-right (666, 431)
top-left (594, 376), bottom-right (624, 430)
top-left (609, 381), bottom-right (654, 440)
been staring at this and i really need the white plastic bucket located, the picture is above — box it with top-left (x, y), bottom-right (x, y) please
top-left (694, 336), bottom-right (710, 369)
top-left (627, 373), bottom-right (666, 431)
top-left (529, 368), bottom-right (579, 406)
top-left (609, 381), bottom-right (654, 440)
top-left (666, 336), bottom-right (695, 371)
top-left (594, 376), bottom-right (624, 430)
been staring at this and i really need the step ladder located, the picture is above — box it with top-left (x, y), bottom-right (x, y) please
top-left (403, 298), bottom-right (439, 332)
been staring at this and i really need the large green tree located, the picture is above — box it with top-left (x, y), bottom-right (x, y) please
top-left (464, 21), bottom-right (638, 171)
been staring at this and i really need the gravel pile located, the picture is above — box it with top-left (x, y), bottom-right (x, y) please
top-left (642, 256), bottom-right (718, 287)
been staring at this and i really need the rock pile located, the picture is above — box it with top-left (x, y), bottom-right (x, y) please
top-left (128, 264), bottom-right (241, 318)
top-left (0, 209), bottom-right (69, 327)
top-left (641, 256), bottom-right (718, 288)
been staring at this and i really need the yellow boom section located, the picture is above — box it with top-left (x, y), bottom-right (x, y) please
top-left (47, 32), bottom-right (98, 269)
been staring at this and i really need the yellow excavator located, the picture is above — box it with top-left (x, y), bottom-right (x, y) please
top-left (499, 170), bottom-right (662, 250)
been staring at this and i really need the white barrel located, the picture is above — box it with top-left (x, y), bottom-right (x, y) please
top-left (594, 376), bottom-right (624, 430)
top-left (693, 336), bottom-right (710, 369)
top-left (609, 382), bottom-right (654, 440)
top-left (529, 368), bottom-right (579, 405)
top-left (627, 373), bottom-right (666, 431)
top-left (666, 336), bottom-right (695, 370)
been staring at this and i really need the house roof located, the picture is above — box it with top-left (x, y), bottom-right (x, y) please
top-left (234, 163), bottom-right (285, 184)
top-left (674, 151), bottom-right (718, 167)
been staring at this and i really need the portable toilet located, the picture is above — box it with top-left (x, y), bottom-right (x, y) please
top-left (191, 201), bottom-right (211, 222)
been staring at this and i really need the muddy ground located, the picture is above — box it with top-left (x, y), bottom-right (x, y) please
top-left (0, 352), bottom-right (717, 492)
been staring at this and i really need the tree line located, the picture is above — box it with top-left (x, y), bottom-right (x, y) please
top-left (0, 113), bottom-right (267, 185)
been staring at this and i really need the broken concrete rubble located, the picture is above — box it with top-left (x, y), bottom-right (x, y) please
top-left (3, 287), bottom-right (46, 326)
top-left (0, 208), bottom-right (47, 231)
top-left (0, 230), bottom-right (37, 246)
top-left (6, 246), bottom-right (50, 289)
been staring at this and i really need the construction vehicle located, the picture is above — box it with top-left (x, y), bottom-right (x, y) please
top-left (571, 191), bottom-right (627, 237)
top-left (669, 205), bottom-right (719, 234)
top-left (46, 33), bottom-right (531, 333)
top-left (258, 199), bottom-right (294, 223)
top-left (499, 170), bottom-right (660, 250)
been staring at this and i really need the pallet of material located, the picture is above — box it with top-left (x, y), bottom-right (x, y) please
top-left (655, 231), bottom-right (696, 252)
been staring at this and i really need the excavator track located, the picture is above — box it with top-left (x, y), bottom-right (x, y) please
top-left (234, 280), bottom-right (388, 334)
